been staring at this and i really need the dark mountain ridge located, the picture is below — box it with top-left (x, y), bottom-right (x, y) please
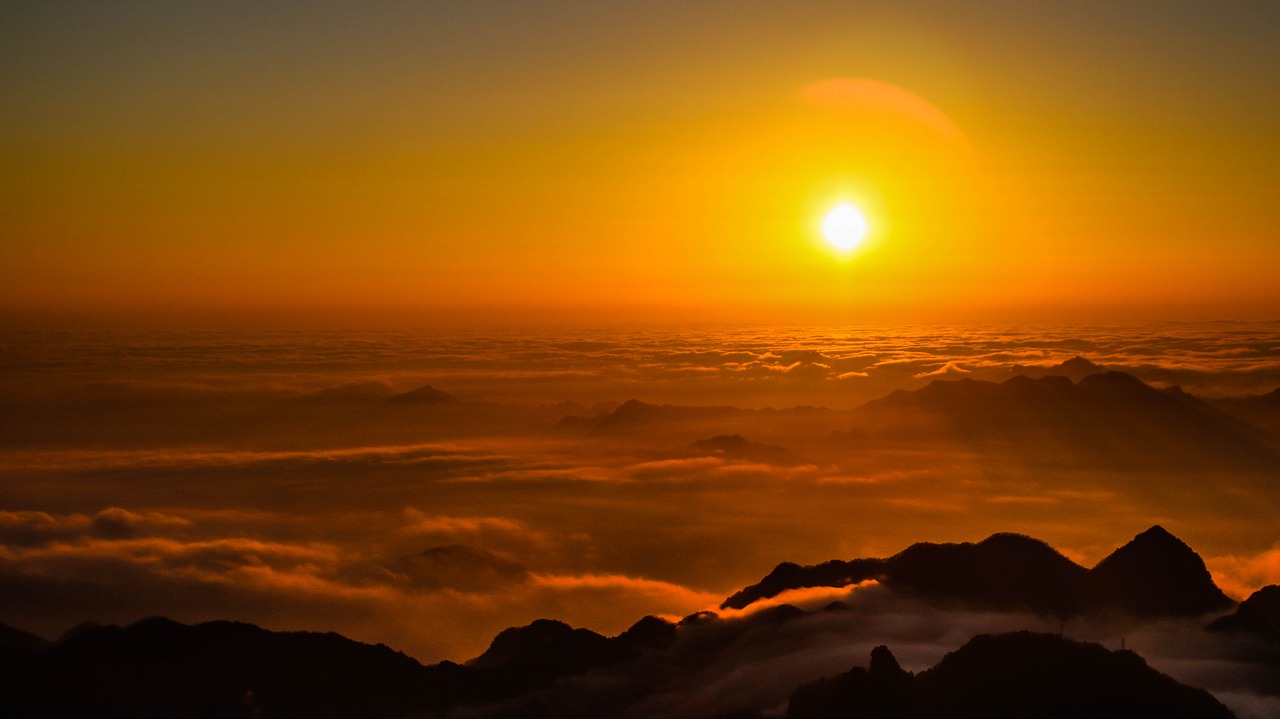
top-left (0, 620), bottom-right (49, 651)
top-left (0, 612), bottom-right (678, 719)
top-left (1006, 355), bottom-right (1108, 382)
top-left (553, 370), bottom-right (1280, 472)
top-left (0, 528), bottom-right (1258, 718)
top-left (1, 616), bottom-right (445, 719)
top-left (853, 370), bottom-right (1280, 470)
top-left (1208, 585), bottom-right (1280, 643)
top-left (1211, 387), bottom-right (1280, 441)
top-left (722, 526), bottom-right (1234, 617)
top-left (786, 632), bottom-right (1235, 719)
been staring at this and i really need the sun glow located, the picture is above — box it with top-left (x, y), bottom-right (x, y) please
top-left (822, 203), bottom-right (868, 252)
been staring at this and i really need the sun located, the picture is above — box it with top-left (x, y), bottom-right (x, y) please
top-left (822, 203), bottom-right (868, 252)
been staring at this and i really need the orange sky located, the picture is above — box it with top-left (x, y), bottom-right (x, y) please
top-left (3, 1), bottom-right (1279, 327)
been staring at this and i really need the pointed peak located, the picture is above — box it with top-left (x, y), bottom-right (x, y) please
top-left (1138, 524), bottom-right (1177, 540)
top-left (869, 645), bottom-right (904, 677)
top-left (1021, 355), bottom-right (1106, 382)
top-left (1091, 526), bottom-right (1233, 616)
top-left (1124, 525), bottom-right (1194, 553)
top-left (387, 384), bottom-right (456, 404)
top-left (1097, 525), bottom-right (1199, 565)
top-left (1059, 356), bottom-right (1102, 370)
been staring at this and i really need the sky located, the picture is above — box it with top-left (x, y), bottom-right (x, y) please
top-left (3, 0), bottom-right (1280, 327)
top-left (5, 9), bottom-right (1280, 712)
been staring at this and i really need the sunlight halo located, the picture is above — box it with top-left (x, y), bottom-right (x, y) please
top-left (822, 203), bottom-right (869, 252)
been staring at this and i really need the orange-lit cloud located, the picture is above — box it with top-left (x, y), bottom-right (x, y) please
top-left (1207, 546), bottom-right (1280, 600)
top-left (716, 580), bottom-right (880, 619)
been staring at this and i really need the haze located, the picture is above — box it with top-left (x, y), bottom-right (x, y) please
top-left (3, 3), bottom-right (1280, 716)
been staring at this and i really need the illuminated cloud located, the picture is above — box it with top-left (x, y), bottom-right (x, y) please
top-left (3, 326), bottom-right (1280, 668)
top-left (1206, 545), bottom-right (1280, 600)
top-left (914, 361), bottom-right (972, 379)
top-left (715, 580), bottom-right (879, 619)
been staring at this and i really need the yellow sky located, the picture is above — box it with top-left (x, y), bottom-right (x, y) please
top-left (2, 1), bottom-right (1279, 327)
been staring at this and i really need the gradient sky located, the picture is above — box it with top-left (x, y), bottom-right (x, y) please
top-left (3, 1), bottom-right (1279, 326)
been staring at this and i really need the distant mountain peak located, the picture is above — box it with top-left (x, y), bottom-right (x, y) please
top-left (386, 384), bottom-right (456, 404)
top-left (1005, 356), bottom-right (1107, 383)
top-left (1057, 355), bottom-right (1104, 375)
top-left (857, 365), bottom-right (1280, 472)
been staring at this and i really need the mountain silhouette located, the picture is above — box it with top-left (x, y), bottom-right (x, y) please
top-left (786, 644), bottom-right (912, 719)
top-left (0, 529), bottom-right (1255, 718)
top-left (853, 371), bottom-right (1279, 470)
top-left (723, 526), bottom-right (1233, 618)
top-left (568, 399), bottom-right (743, 432)
top-left (723, 532), bottom-right (1086, 613)
top-left (2, 616), bottom-right (448, 719)
top-left (297, 382), bottom-right (457, 405)
top-left (463, 618), bottom-right (642, 703)
top-left (1208, 584), bottom-right (1280, 642)
top-left (1089, 526), bottom-right (1234, 616)
top-left (0, 620), bottom-right (49, 651)
top-left (0, 620), bottom-right (50, 698)
top-left (470, 618), bottom-right (625, 669)
top-left (787, 632), bottom-right (1235, 719)
top-left (615, 614), bottom-right (679, 651)
top-left (1007, 356), bottom-right (1107, 382)
top-left (0, 614), bottom-right (670, 718)
top-left (386, 383), bottom-right (457, 404)
top-left (1212, 387), bottom-right (1280, 441)
top-left (1, 587), bottom-right (1261, 718)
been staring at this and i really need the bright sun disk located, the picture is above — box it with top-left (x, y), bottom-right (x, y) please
top-left (822, 204), bottom-right (868, 252)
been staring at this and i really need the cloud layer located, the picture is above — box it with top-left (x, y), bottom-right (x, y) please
top-left (2, 323), bottom-right (1280, 667)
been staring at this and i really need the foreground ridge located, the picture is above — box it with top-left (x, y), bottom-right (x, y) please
top-left (722, 525), bottom-right (1234, 617)
top-left (786, 632), bottom-right (1235, 719)
top-left (0, 527), bottom-right (1261, 719)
